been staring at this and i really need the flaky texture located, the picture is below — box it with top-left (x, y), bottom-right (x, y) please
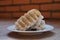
top-left (15, 9), bottom-right (45, 31)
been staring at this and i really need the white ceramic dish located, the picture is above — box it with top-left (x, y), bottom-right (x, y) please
top-left (7, 24), bottom-right (54, 35)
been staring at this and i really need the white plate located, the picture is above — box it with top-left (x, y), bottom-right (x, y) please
top-left (7, 24), bottom-right (54, 35)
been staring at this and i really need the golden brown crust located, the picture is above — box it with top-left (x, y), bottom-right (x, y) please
top-left (15, 9), bottom-right (45, 31)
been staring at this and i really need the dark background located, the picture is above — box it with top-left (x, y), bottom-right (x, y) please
top-left (0, 0), bottom-right (60, 19)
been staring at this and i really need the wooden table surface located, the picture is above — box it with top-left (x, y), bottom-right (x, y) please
top-left (0, 19), bottom-right (60, 40)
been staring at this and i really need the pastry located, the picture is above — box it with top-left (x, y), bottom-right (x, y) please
top-left (15, 9), bottom-right (45, 31)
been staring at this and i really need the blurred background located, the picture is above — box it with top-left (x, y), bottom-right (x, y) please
top-left (0, 0), bottom-right (60, 19)
top-left (0, 0), bottom-right (60, 40)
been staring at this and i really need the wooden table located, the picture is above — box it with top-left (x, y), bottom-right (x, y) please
top-left (0, 19), bottom-right (60, 40)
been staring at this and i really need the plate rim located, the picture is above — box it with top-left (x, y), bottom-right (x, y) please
top-left (7, 24), bottom-right (54, 33)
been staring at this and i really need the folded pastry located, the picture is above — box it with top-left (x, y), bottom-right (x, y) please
top-left (15, 9), bottom-right (45, 31)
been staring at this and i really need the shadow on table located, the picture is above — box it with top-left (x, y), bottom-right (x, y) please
top-left (7, 31), bottom-right (55, 39)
